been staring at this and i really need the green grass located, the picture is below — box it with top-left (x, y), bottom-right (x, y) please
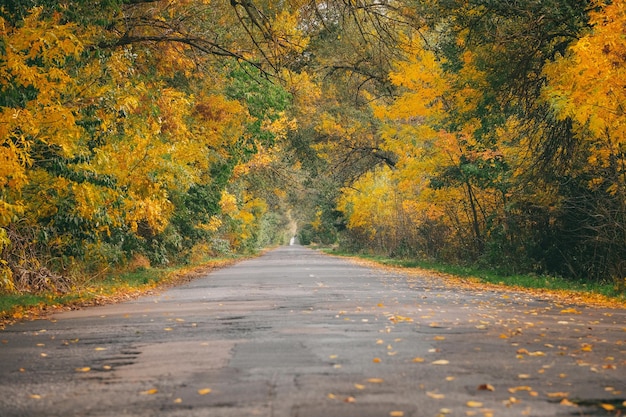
top-left (325, 249), bottom-right (625, 302)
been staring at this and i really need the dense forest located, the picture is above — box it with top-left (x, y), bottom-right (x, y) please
top-left (1, 0), bottom-right (624, 294)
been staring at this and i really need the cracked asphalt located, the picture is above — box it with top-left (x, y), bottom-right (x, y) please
top-left (0, 245), bottom-right (624, 416)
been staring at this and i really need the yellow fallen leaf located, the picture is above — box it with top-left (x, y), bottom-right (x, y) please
top-left (327, 393), bottom-right (337, 399)
top-left (40, 353), bottom-right (47, 357)
top-left (432, 360), bottom-right (450, 365)
top-left (390, 412), bottom-right (405, 417)
top-left (466, 401), bottom-right (483, 408)
top-left (560, 308), bottom-right (581, 314)
top-left (427, 391), bottom-right (445, 399)
top-left (547, 392), bottom-right (569, 398)
top-left (518, 374), bottom-right (530, 379)
top-left (412, 357), bottom-right (425, 363)
top-left (373, 357), bottom-right (381, 363)
top-left (478, 384), bottom-right (495, 391)
top-left (173, 398), bottom-right (182, 404)
top-left (103, 365), bottom-right (112, 370)
top-left (29, 394), bottom-right (41, 399)
top-left (560, 398), bottom-right (577, 407)
top-left (75, 367), bottom-right (91, 372)
top-left (344, 396), bottom-right (356, 403)
top-left (354, 384), bottom-right (366, 390)
top-left (197, 388), bottom-right (212, 395)
top-left (140, 388), bottom-right (158, 395)
top-left (445, 376), bottom-right (456, 381)
top-left (434, 336), bottom-right (446, 341)
top-left (581, 344), bottom-right (593, 352)
top-left (367, 378), bottom-right (384, 383)
top-left (163, 327), bottom-right (173, 331)
top-left (94, 347), bottom-right (107, 351)
top-left (508, 386), bottom-right (532, 393)
top-left (600, 404), bottom-right (615, 411)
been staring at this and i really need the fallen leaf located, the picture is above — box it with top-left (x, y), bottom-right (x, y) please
top-left (94, 347), bottom-right (107, 351)
top-left (466, 401), bottom-right (483, 408)
top-left (354, 384), bottom-right (365, 390)
top-left (75, 367), bottom-right (91, 372)
top-left (508, 386), bottom-right (532, 393)
top-left (173, 398), bottom-right (182, 404)
top-left (547, 392), bottom-right (569, 398)
top-left (434, 336), bottom-right (446, 341)
top-left (367, 378), bottom-right (384, 383)
top-left (197, 388), bottom-right (212, 395)
top-left (560, 308), bottom-right (581, 314)
top-left (518, 374), bottom-right (530, 379)
top-left (559, 398), bottom-right (577, 407)
top-left (600, 404), bottom-right (615, 411)
top-left (344, 396), bottom-right (356, 403)
top-left (412, 357), bottom-right (425, 363)
top-left (478, 384), bottom-right (495, 391)
top-left (140, 388), bottom-right (158, 395)
top-left (390, 411), bottom-right (405, 417)
top-left (427, 391), bottom-right (445, 399)
top-left (432, 360), bottom-right (450, 365)
top-left (29, 394), bottom-right (41, 399)
top-left (373, 357), bottom-right (382, 363)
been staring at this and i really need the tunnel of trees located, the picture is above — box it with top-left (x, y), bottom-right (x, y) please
top-left (1, 0), bottom-right (624, 293)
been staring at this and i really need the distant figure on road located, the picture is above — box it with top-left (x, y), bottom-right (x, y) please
top-left (290, 236), bottom-right (296, 245)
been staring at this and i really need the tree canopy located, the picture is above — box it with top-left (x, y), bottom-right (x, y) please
top-left (1, 0), bottom-right (624, 293)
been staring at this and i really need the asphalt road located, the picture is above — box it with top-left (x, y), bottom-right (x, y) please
top-left (1, 245), bottom-right (624, 417)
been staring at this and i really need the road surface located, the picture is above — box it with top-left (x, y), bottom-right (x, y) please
top-left (1, 245), bottom-right (624, 416)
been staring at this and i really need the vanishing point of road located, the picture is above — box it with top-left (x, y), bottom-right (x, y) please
top-left (1, 245), bottom-right (624, 416)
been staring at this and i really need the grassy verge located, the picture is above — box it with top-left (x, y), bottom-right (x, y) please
top-left (324, 249), bottom-right (626, 306)
top-left (0, 256), bottom-right (244, 328)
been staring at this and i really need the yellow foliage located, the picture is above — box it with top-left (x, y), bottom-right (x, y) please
top-left (543, 0), bottom-right (626, 196)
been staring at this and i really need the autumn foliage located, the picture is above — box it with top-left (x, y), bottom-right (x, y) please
top-left (0, 0), bottom-right (624, 293)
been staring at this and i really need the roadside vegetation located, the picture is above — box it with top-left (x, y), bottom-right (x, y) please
top-left (323, 248), bottom-right (626, 307)
top-left (0, 256), bottom-right (244, 327)
top-left (1, 0), bottom-right (625, 315)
